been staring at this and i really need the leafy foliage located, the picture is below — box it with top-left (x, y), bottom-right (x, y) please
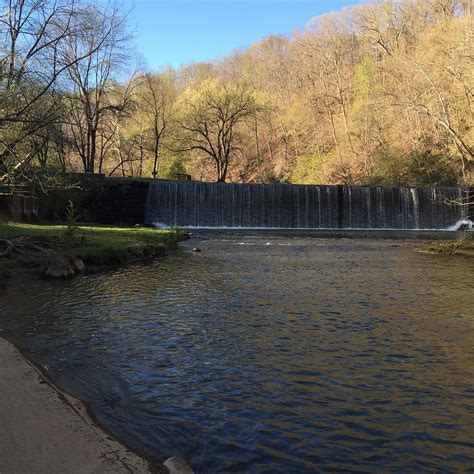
top-left (59, 201), bottom-right (81, 241)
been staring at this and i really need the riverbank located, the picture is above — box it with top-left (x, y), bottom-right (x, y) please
top-left (0, 221), bottom-right (186, 278)
top-left (0, 337), bottom-right (152, 473)
top-left (418, 238), bottom-right (474, 257)
top-left (0, 222), bottom-right (195, 473)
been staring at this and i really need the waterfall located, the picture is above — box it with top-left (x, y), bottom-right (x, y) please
top-left (145, 181), bottom-right (466, 230)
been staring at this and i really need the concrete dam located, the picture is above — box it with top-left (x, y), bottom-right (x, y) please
top-left (145, 181), bottom-right (468, 230)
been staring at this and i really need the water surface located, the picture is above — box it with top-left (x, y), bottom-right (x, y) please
top-left (0, 238), bottom-right (473, 472)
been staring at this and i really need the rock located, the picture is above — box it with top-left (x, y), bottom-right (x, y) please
top-left (45, 258), bottom-right (75, 278)
top-left (192, 247), bottom-right (201, 253)
top-left (0, 238), bottom-right (13, 258)
top-left (163, 457), bottom-right (193, 474)
top-left (70, 257), bottom-right (85, 272)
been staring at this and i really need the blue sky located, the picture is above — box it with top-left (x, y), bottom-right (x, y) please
top-left (130, 0), bottom-right (364, 71)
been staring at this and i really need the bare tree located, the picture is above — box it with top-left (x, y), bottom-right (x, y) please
top-left (61, 2), bottom-right (132, 173)
top-left (175, 80), bottom-right (262, 182)
top-left (135, 71), bottom-right (177, 178)
top-left (0, 0), bottom-right (119, 182)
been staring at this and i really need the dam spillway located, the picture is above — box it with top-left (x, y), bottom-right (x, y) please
top-left (145, 181), bottom-right (466, 230)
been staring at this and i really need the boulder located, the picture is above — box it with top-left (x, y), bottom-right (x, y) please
top-left (70, 257), bottom-right (85, 272)
top-left (163, 457), bottom-right (193, 474)
top-left (45, 258), bottom-right (75, 278)
top-left (0, 238), bottom-right (13, 258)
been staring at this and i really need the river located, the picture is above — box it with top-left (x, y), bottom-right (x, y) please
top-left (0, 237), bottom-right (473, 472)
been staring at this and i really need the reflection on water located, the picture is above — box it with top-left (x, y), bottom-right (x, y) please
top-left (0, 238), bottom-right (473, 473)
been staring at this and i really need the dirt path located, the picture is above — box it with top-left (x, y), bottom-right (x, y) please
top-left (0, 337), bottom-right (151, 474)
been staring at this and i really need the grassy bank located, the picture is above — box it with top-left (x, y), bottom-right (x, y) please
top-left (0, 221), bottom-right (185, 278)
top-left (419, 238), bottom-right (474, 257)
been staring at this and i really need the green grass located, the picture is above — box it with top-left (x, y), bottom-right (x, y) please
top-left (0, 221), bottom-right (186, 277)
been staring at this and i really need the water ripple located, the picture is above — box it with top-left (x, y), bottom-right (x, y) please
top-left (0, 238), bottom-right (473, 472)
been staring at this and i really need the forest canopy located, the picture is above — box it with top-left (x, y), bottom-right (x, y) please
top-left (1, 0), bottom-right (472, 186)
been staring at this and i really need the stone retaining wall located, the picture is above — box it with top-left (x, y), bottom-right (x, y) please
top-left (0, 189), bottom-right (39, 221)
top-left (74, 176), bottom-right (152, 225)
top-left (33, 175), bottom-right (153, 225)
top-left (88, 178), bottom-right (150, 225)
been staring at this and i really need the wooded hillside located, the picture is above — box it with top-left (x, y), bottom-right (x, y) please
top-left (1, 0), bottom-right (472, 186)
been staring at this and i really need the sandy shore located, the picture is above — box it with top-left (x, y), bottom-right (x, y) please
top-left (0, 337), bottom-right (152, 474)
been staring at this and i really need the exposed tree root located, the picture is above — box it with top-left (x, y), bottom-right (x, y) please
top-left (0, 236), bottom-right (57, 258)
